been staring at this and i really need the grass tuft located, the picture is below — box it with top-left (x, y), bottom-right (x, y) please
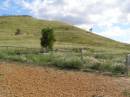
top-left (53, 57), bottom-right (83, 70)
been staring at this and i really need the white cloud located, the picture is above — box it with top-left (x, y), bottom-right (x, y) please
top-left (95, 26), bottom-right (130, 43)
top-left (77, 24), bottom-right (130, 44)
top-left (99, 27), bottom-right (126, 37)
top-left (19, 0), bottom-right (130, 43)
top-left (19, 0), bottom-right (127, 24)
top-left (1, 0), bottom-right (130, 43)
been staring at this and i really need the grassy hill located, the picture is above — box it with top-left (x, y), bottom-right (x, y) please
top-left (0, 15), bottom-right (129, 51)
top-left (0, 15), bottom-right (129, 75)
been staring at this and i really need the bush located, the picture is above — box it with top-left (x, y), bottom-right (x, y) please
top-left (53, 58), bottom-right (83, 70)
top-left (84, 58), bottom-right (127, 74)
top-left (15, 29), bottom-right (22, 35)
top-left (100, 63), bottom-right (113, 72)
top-left (112, 64), bottom-right (127, 74)
top-left (87, 62), bottom-right (101, 70)
top-left (25, 54), bottom-right (53, 65)
top-left (94, 54), bottom-right (114, 59)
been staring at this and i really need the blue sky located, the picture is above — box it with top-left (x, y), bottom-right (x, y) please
top-left (0, 0), bottom-right (31, 16)
top-left (0, 0), bottom-right (130, 43)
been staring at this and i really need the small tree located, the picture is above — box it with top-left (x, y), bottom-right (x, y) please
top-left (15, 29), bottom-right (21, 35)
top-left (40, 28), bottom-right (55, 51)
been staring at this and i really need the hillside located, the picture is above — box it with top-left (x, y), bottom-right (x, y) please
top-left (0, 15), bottom-right (129, 50)
top-left (0, 16), bottom-right (130, 97)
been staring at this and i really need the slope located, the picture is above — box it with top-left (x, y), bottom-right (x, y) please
top-left (0, 15), bottom-right (129, 50)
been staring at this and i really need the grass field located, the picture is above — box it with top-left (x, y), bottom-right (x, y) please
top-left (0, 46), bottom-right (128, 75)
top-left (0, 15), bottom-right (130, 75)
top-left (0, 15), bottom-right (130, 49)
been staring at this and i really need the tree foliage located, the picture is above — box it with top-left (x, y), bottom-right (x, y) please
top-left (40, 28), bottom-right (55, 50)
top-left (15, 29), bottom-right (21, 35)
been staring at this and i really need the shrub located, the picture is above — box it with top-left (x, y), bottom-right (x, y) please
top-left (100, 63), bottom-right (113, 72)
top-left (40, 28), bottom-right (55, 50)
top-left (53, 58), bottom-right (83, 70)
top-left (84, 56), bottom-right (100, 65)
top-left (15, 29), bottom-right (21, 35)
top-left (25, 54), bottom-right (53, 65)
top-left (112, 64), bottom-right (127, 74)
top-left (87, 62), bottom-right (101, 70)
top-left (94, 54), bottom-right (114, 59)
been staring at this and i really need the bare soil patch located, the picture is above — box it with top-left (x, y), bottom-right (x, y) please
top-left (0, 63), bottom-right (129, 97)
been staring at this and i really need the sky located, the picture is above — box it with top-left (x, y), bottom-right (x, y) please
top-left (0, 0), bottom-right (130, 43)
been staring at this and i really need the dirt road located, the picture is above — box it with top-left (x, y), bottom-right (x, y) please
top-left (0, 63), bottom-right (129, 97)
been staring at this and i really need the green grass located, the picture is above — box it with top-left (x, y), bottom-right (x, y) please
top-left (0, 15), bottom-right (130, 75)
top-left (0, 15), bottom-right (130, 50)
top-left (0, 49), bottom-right (127, 75)
top-left (52, 57), bottom-right (83, 70)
